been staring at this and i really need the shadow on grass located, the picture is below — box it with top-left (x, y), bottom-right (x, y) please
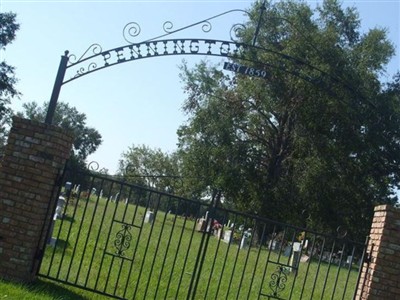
top-left (33, 279), bottom-right (89, 299)
top-left (47, 238), bottom-right (71, 253)
top-left (61, 215), bottom-right (75, 223)
top-left (1, 278), bottom-right (89, 300)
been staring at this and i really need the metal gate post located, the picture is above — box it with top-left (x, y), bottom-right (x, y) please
top-left (45, 51), bottom-right (69, 124)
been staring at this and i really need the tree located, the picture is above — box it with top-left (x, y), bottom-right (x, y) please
top-left (18, 101), bottom-right (102, 164)
top-left (177, 0), bottom-right (399, 239)
top-left (0, 12), bottom-right (20, 156)
top-left (118, 144), bottom-right (181, 193)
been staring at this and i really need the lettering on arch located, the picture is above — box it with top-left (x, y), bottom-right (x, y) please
top-left (65, 39), bottom-right (246, 84)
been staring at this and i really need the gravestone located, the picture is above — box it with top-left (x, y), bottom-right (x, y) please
top-left (289, 242), bottom-right (302, 273)
top-left (240, 228), bottom-right (252, 249)
top-left (283, 244), bottom-right (292, 256)
top-left (54, 196), bottom-right (66, 220)
top-left (145, 210), bottom-right (154, 224)
top-left (223, 230), bottom-right (232, 243)
top-left (196, 218), bottom-right (206, 231)
top-left (48, 196), bottom-right (66, 246)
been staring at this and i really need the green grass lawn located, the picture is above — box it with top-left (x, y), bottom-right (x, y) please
top-left (1, 191), bottom-right (361, 299)
top-left (0, 277), bottom-right (94, 299)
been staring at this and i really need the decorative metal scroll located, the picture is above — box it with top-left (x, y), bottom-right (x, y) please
top-left (86, 161), bottom-right (109, 174)
top-left (114, 224), bottom-right (132, 257)
top-left (64, 39), bottom-right (249, 84)
top-left (336, 226), bottom-right (348, 239)
top-left (123, 9), bottom-right (249, 44)
top-left (269, 266), bottom-right (289, 297)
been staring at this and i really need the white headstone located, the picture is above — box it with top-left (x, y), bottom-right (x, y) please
top-left (54, 196), bottom-right (66, 220)
top-left (145, 211), bottom-right (154, 224)
top-left (223, 230), bottom-right (232, 243)
top-left (293, 242), bottom-right (302, 252)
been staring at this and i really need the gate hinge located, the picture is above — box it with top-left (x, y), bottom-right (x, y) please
top-left (364, 252), bottom-right (372, 264)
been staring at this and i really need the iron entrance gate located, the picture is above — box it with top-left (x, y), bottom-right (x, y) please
top-left (38, 166), bottom-right (368, 299)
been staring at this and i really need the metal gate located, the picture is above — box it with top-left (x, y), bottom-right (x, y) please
top-left (37, 166), bottom-right (368, 299)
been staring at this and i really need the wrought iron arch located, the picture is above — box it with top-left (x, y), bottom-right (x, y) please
top-left (44, 1), bottom-right (361, 124)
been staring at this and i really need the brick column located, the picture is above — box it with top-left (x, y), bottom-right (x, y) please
top-left (0, 117), bottom-right (73, 282)
top-left (356, 205), bottom-right (400, 299)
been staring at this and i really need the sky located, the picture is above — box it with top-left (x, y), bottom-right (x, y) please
top-left (1, 0), bottom-right (399, 174)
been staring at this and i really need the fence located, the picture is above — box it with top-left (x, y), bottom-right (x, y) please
top-left (38, 166), bottom-right (366, 299)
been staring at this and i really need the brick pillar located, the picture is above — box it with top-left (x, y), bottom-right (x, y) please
top-left (0, 117), bottom-right (73, 282)
top-left (356, 205), bottom-right (400, 299)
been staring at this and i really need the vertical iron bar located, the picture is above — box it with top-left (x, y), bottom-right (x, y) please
top-left (174, 202), bottom-right (202, 299)
top-left (215, 212), bottom-right (238, 299)
top-left (299, 233), bottom-right (317, 299)
top-left (102, 182), bottom-right (125, 294)
top-left (188, 191), bottom-right (218, 300)
top-left (204, 211), bottom-right (227, 299)
top-left (252, 0), bottom-right (266, 46)
top-left (142, 194), bottom-right (171, 298)
top-left (55, 178), bottom-right (83, 280)
top-left (236, 219), bottom-right (256, 300)
top-left (120, 185), bottom-right (133, 224)
top-left (225, 225), bottom-right (243, 298)
top-left (83, 179), bottom-right (112, 287)
top-left (122, 187), bottom-right (153, 299)
top-left (164, 198), bottom-right (191, 299)
top-left (154, 198), bottom-right (180, 297)
top-left (131, 192), bottom-right (162, 299)
top-left (287, 227), bottom-right (300, 299)
top-left (113, 186), bottom-right (134, 297)
top-left (320, 240), bottom-right (337, 299)
top-left (67, 176), bottom-right (97, 284)
top-left (154, 196), bottom-right (178, 299)
top-left (330, 243), bottom-right (346, 300)
top-left (92, 182), bottom-right (117, 290)
top-left (310, 236), bottom-right (327, 299)
top-left (246, 222), bottom-right (267, 300)
top-left (45, 51), bottom-right (69, 124)
top-left (257, 224), bottom-right (277, 297)
top-left (36, 165), bottom-right (66, 275)
top-left (352, 236), bottom-right (371, 300)
top-left (73, 178), bottom-right (105, 282)
top-left (342, 245), bottom-right (357, 300)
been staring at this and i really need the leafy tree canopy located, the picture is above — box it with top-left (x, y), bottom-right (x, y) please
top-left (177, 0), bottom-right (400, 239)
top-left (118, 144), bottom-right (182, 194)
top-left (0, 12), bottom-right (20, 154)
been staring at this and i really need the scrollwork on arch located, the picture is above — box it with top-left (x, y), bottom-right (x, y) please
top-left (230, 23), bottom-right (247, 42)
top-left (68, 43), bottom-right (103, 66)
top-left (123, 22), bottom-right (141, 44)
top-left (74, 62), bottom-right (99, 78)
top-left (122, 8), bottom-right (249, 45)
